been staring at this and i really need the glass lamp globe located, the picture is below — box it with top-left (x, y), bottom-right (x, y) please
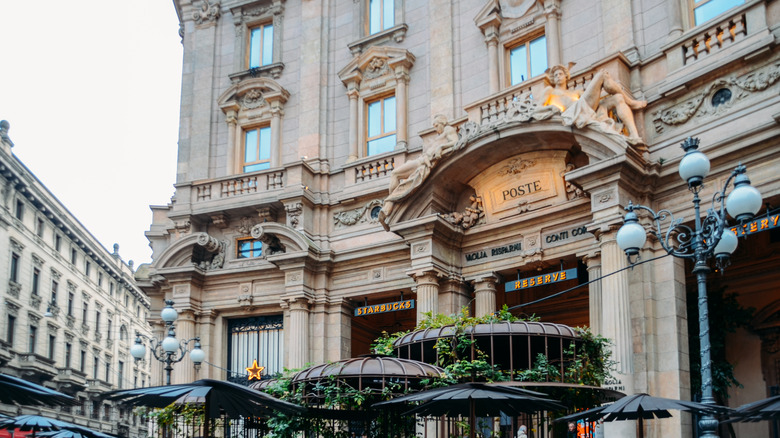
top-left (189, 345), bottom-right (206, 364)
top-left (678, 138), bottom-right (710, 187)
top-left (130, 342), bottom-right (146, 360)
top-left (162, 335), bottom-right (179, 353)
top-left (713, 228), bottom-right (738, 256)
top-left (617, 210), bottom-right (647, 257)
top-left (160, 302), bottom-right (178, 324)
top-left (726, 173), bottom-right (762, 222)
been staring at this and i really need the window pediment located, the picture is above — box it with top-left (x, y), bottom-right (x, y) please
top-left (218, 78), bottom-right (290, 117)
top-left (338, 46), bottom-right (415, 91)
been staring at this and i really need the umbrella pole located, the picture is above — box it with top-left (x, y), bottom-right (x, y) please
top-left (469, 398), bottom-right (475, 438)
top-left (638, 416), bottom-right (644, 438)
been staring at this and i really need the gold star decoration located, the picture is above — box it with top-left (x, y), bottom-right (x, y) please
top-left (246, 360), bottom-right (265, 381)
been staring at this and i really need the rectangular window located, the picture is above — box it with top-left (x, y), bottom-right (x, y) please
top-left (248, 23), bottom-right (274, 68)
top-left (65, 343), bottom-right (72, 368)
top-left (105, 362), bottom-right (110, 383)
top-left (368, 0), bottom-right (394, 35)
top-left (55, 234), bottom-right (61, 251)
top-left (68, 292), bottom-right (74, 316)
top-left (28, 325), bottom-right (37, 353)
top-left (80, 350), bottom-right (86, 373)
top-left (95, 311), bottom-right (101, 332)
top-left (32, 268), bottom-right (40, 295)
top-left (227, 316), bottom-right (284, 381)
top-left (36, 218), bottom-right (44, 237)
top-left (83, 303), bottom-right (89, 324)
top-left (71, 249), bottom-right (77, 265)
top-left (51, 280), bottom-right (58, 303)
top-left (98, 273), bottom-right (103, 287)
top-left (93, 357), bottom-right (99, 379)
top-left (124, 293), bottom-right (129, 307)
top-left (85, 261), bottom-right (91, 276)
top-left (109, 282), bottom-right (114, 296)
top-left (48, 334), bottom-right (56, 360)
top-left (509, 34), bottom-right (547, 86)
top-left (15, 199), bottom-right (24, 220)
top-left (237, 238), bottom-right (263, 258)
top-left (692, 0), bottom-right (744, 25)
top-left (118, 361), bottom-right (124, 389)
top-left (7, 315), bottom-right (15, 345)
top-left (243, 126), bottom-right (272, 172)
top-left (107, 318), bottom-right (112, 340)
top-left (9, 253), bottom-right (19, 283)
top-left (366, 95), bottom-right (397, 156)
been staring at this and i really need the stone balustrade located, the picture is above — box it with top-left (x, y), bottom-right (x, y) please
top-left (682, 13), bottom-right (747, 65)
top-left (354, 157), bottom-right (394, 183)
top-left (193, 169), bottom-right (286, 202)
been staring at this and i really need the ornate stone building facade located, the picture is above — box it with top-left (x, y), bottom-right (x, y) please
top-left (0, 124), bottom-right (153, 437)
top-left (143, 1), bottom-right (780, 436)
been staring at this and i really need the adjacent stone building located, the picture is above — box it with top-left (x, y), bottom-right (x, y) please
top-left (0, 123), bottom-right (153, 437)
top-left (142, 0), bottom-right (780, 436)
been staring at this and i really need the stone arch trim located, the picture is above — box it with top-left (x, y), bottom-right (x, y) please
top-left (152, 233), bottom-right (204, 269)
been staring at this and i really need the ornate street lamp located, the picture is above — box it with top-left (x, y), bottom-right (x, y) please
top-left (130, 299), bottom-right (205, 386)
top-left (616, 137), bottom-right (761, 438)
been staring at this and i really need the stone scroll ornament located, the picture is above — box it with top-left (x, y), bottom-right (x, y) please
top-left (250, 224), bottom-right (286, 255)
top-left (195, 233), bottom-right (227, 270)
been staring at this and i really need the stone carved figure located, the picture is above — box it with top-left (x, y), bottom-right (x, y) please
top-left (379, 114), bottom-right (459, 228)
top-left (0, 120), bottom-right (13, 148)
top-left (538, 64), bottom-right (647, 145)
top-left (443, 195), bottom-right (484, 230)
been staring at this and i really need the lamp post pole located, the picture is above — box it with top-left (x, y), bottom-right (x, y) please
top-left (616, 137), bottom-right (762, 437)
top-left (131, 299), bottom-right (205, 385)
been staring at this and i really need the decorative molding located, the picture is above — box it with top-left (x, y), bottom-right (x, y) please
top-left (250, 224), bottom-right (286, 254)
top-left (194, 233), bottom-right (227, 270)
top-left (333, 200), bottom-right (383, 228)
top-left (284, 202), bottom-right (302, 229)
top-left (653, 61), bottom-right (780, 132)
top-left (443, 195), bottom-right (485, 230)
top-left (561, 163), bottom-right (587, 200)
top-left (211, 213), bottom-right (230, 229)
top-left (31, 253), bottom-right (45, 267)
top-left (50, 268), bottom-right (62, 281)
top-left (9, 238), bottom-right (24, 253)
top-left (193, 0), bottom-right (221, 25)
top-left (497, 158), bottom-right (537, 176)
top-left (8, 281), bottom-right (20, 298)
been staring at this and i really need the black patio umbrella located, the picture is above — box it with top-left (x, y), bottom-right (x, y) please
top-left (37, 429), bottom-right (117, 438)
top-left (0, 373), bottom-right (77, 407)
top-left (554, 393), bottom-right (733, 438)
top-left (102, 378), bottom-right (305, 419)
top-left (0, 415), bottom-right (112, 438)
top-left (725, 394), bottom-right (780, 422)
top-left (373, 382), bottom-right (565, 438)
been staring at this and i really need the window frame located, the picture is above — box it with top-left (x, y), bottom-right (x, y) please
top-left (247, 21), bottom-right (274, 69)
top-left (367, 0), bottom-right (395, 35)
top-left (237, 237), bottom-right (263, 259)
top-left (506, 33), bottom-right (548, 87)
top-left (365, 93), bottom-right (398, 156)
top-left (689, 0), bottom-right (744, 26)
top-left (230, 3), bottom-right (285, 80)
top-left (9, 253), bottom-right (19, 283)
top-left (241, 125), bottom-right (273, 173)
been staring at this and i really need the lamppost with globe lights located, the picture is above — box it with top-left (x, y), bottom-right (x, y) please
top-left (130, 299), bottom-right (206, 386)
top-left (616, 137), bottom-right (762, 438)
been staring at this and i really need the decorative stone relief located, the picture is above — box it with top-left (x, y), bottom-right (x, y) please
top-left (364, 57), bottom-right (390, 80)
top-left (238, 294), bottom-right (254, 311)
top-left (443, 195), bottom-right (485, 230)
top-left (0, 120), bottom-right (14, 148)
top-left (8, 281), bottom-right (20, 299)
top-left (29, 294), bottom-right (41, 310)
top-left (193, 0), bottom-right (221, 25)
top-left (32, 254), bottom-right (44, 267)
top-left (5, 300), bottom-right (20, 316)
top-left (174, 220), bottom-right (191, 234)
top-left (250, 224), bottom-right (286, 255)
top-left (561, 163), bottom-right (586, 200)
top-left (211, 213), bottom-right (230, 229)
top-left (50, 268), bottom-right (62, 281)
top-left (653, 61), bottom-right (780, 133)
top-left (241, 89), bottom-right (267, 110)
top-left (333, 200), bottom-right (383, 229)
top-left (285, 203), bottom-right (302, 229)
top-left (9, 238), bottom-right (24, 253)
top-left (194, 233), bottom-right (227, 270)
top-left (498, 158), bottom-right (537, 176)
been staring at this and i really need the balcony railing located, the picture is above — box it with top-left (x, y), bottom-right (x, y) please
top-left (682, 13), bottom-right (747, 66)
top-left (193, 169), bottom-right (285, 202)
top-left (354, 157), bottom-right (394, 183)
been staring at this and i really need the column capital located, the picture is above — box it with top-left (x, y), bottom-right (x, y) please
top-left (281, 296), bottom-right (313, 311)
top-left (408, 268), bottom-right (447, 285)
top-left (466, 272), bottom-right (501, 287)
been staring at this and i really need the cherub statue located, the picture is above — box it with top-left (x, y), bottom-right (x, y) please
top-left (379, 114), bottom-right (459, 228)
top-left (538, 64), bottom-right (646, 144)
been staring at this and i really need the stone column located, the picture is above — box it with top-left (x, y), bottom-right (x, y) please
top-left (196, 310), bottom-right (216, 380)
top-left (285, 298), bottom-right (310, 369)
top-left (225, 110), bottom-right (237, 174)
top-left (584, 252), bottom-right (602, 333)
top-left (412, 271), bottom-right (441, 323)
top-left (544, 0), bottom-right (562, 66)
top-left (270, 103), bottom-right (283, 167)
top-left (394, 70), bottom-right (410, 148)
top-left (439, 276), bottom-right (471, 317)
top-left (473, 274), bottom-right (499, 318)
top-left (667, 0), bottom-right (683, 40)
top-left (174, 310), bottom-right (197, 385)
top-left (346, 86), bottom-right (360, 163)
top-left (486, 34), bottom-right (500, 94)
top-left (598, 230), bottom-right (634, 438)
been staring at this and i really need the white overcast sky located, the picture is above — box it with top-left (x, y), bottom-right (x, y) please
top-left (0, 1), bottom-right (182, 267)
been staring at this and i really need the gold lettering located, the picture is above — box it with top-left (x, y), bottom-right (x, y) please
top-left (761, 219), bottom-right (769, 229)
top-left (392, 302), bottom-right (399, 310)
top-left (750, 222), bottom-right (758, 233)
top-left (522, 279), bottom-right (528, 288)
top-left (357, 308), bottom-right (363, 316)
top-left (515, 281), bottom-right (521, 289)
top-left (374, 305), bottom-right (380, 312)
top-left (561, 271), bottom-right (567, 280)
top-left (537, 276), bottom-right (543, 284)
top-left (381, 304), bottom-right (386, 312)
top-left (529, 278), bottom-right (535, 286)
top-left (366, 307), bottom-right (373, 314)
top-left (731, 227), bottom-right (739, 236)
top-left (553, 272), bottom-right (559, 281)
top-left (774, 215), bottom-right (779, 226)
top-left (544, 275), bottom-right (551, 283)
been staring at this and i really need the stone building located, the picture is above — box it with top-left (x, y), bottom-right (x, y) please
top-left (0, 122), bottom-right (153, 437)
top-left (142, 0), bottom-right (780, 436)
